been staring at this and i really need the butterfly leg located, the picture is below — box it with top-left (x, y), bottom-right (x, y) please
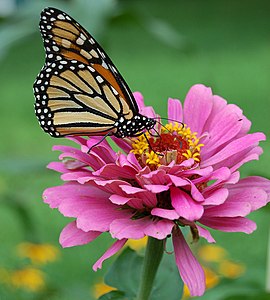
top-left (87, 132), bottom-right (112, 154)
top-left (143, 132), bottom-right (164, 157)
top-left (149, 127), bottom-right (161, 138)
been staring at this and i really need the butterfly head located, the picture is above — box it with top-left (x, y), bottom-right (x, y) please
top-left (114, 114), bottom-right (156, 138)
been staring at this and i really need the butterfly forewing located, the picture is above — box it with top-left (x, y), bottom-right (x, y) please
top-left (34, 7), bottom-right (155, 138)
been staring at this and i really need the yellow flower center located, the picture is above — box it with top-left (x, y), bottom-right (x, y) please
top-left (131, 122), bottom-right (204, 168)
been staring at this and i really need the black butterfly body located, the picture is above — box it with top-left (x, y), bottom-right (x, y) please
top-left (33, 7), bottom-right (156, 138)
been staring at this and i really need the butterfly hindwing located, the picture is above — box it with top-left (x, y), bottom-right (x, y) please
top-left (34, 54), bottom-right (139, 136)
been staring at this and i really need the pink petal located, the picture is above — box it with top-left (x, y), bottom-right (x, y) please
top-left (76, 204), bottom-right (132, 232)
top-left (47, 162), bottom-right (69, 173)
top-left (61, 159), bottom-right (87, 170)
top-left (203, 188), bottom-right (229, 205)
top-left (173, 227), bottom-right (205, 296)
top-left (110, 218), bottom-right (146, 239)
top-left (67, 136), bottom-right (88, 146)
top-left (126, 153), bottom-right (143, 170)
top-left (181, 166), bottom-right (214, 178)
top-left (230, 146), bottom-right (263, 173)
top-left (58, 192), bottom-right (110, 218)
top-left (119, 186), bottom-right (157, 206)
top-left (202, 94), bottom-right (227, 131)
top-left (110, 217), bottom-right (174, 240)
top-left (171, 187), bottom-right (204, 221)
top-left (168, 174), bottom-right (189, 186)
top-left (43, 183), bottom-right (102, 208)
top-left (141, 105), bottom-right (157, 120)
top-left (204, 202), bottom-right (252, 218)
top-left (201, 132), bottom-right (265, 168)
top-left (199, 216), bottom-right (257, 233)
top-left (86, 136), bottom-right (112, 151)
top-left (144, 219), bottom-right (174, 239)
top-left (109, 194), bottom-right (133, 205)
top-left (120, 185), bottom-right (146, 194)
top-left (109, 195), bottom-right (144, 209)
top-left (151, 208), bottom-right (179, 220)
top-left (110, 136), bottom-right (132, 153)
top-left (95, 179), bottom-right (130, 195)
top-left (139, 169), bottom-right (168, 184)
top-left (169, 159), bottom-right (196, 173)
top-left (168, 175), bottom-right (204, 202)
top-left (204, 102), bottom-right (243, 134)
top-left (168, 98), bottom-right (183, 122)
top-left (93, 164), bottom-right (137, 179)
top-left (109, 194), bottom-right (155, 209)
top-left (53, 145), bottom-right (104, 171)
top-left (200, 167), bottom-right (232, 186)
top-left (196, 225), bottom-right (216, 243)
top-left (188, 181), bottom-right (205, 202)
top-left (133, 91), bottom-right (145, 110)
top-left (183, 84), bottom-right (213, 136)
top-left (144, 184), bottom-right (170, 193)
top-left (226, 187), bottom-right (268, 211)
top-left (60, 221), bottom-right (101, 248)
top-left (61, 171), bottom-right (95, 182)
top-left (93, 239), bottom-right (127, 271)
top-left (233, 176), bottom-right (270, 199)
top-left (236, 115), bottom-right (251, 137)
top-left (202, 110), bottom-right (243, 158)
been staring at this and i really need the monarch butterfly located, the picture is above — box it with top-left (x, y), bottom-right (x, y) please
top-left (33, 7), bottom-right (156, 142)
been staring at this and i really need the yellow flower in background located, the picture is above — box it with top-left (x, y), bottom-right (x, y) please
top-left (219, 260), bottom-right (246, 278)
top-left (93, 281), bottom-right (116, 299)
top-left (17, 242), bottom-right (59, 265)
top-left (198, 244), bottom-right (228, 263)
top-left (0, 267), bottom-right (10, 285)
top-left (126, 237), bottom-right (148, 251)
top-left (10, 267), bottom-right (45, 292)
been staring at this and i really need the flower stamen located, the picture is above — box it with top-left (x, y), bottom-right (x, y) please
top-left (131, 122), bottom-right (204, 168)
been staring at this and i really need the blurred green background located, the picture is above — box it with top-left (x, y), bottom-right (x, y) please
top-left (0, 0), bottom-right (269, 299)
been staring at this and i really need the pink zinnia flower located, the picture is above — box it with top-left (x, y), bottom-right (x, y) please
top-left (43, 84), bottom-right (270, 296)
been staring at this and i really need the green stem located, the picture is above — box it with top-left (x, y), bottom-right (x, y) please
top-left (266, 226), bottom-right (270, 293)
top-left (136, 237), bottom-right (164, 300)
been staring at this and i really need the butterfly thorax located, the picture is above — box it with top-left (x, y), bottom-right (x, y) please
top-left (114, 114), bottom-right (156, 138)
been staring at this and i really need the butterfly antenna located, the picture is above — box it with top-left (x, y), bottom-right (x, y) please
top-left (154, 119), bottom-right (170, 133)
top-left (153, 117), bottom-right (184, 128)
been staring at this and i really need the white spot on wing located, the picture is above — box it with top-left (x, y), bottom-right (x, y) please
top-left (96, 76), bottom-right (103, 83)
top-left (102, 61), bottom-right (109, 69)
top-left (52, 46), bottom-right (59, 52)
top-left (58, 14), bottom-right (65, 20)
top-left (111, 86), bottom-right (118, 95)
top-left (90, 49), bottom-right (98, 58)
top-left (80, 34), bottom-right (86, 41)
top-left (76, 37), bottom-right (84, 45)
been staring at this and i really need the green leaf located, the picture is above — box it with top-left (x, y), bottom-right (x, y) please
top-left (104, 247), bottom-right (143, 297)
top-left (149, 250), bottom-right (183, 300)
top-left (98, 290), bottom-right (129, 300)
top-left (223, 292), bottom-right (270, 300)
top-left (104, 245), bottom-right (183, 300)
